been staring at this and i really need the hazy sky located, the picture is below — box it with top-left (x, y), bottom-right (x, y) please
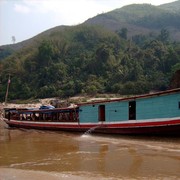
top-left (0, 0), bottom-right (176, 45)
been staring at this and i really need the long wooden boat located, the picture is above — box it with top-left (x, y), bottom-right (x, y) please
top-left (3, 88), bottom-right (180, 136)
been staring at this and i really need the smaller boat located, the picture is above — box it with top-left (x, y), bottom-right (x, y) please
top-left (3, 88), bottom-right (180, 136)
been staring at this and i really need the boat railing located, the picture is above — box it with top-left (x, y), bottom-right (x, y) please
top-left (4, 107), bottom-right (79, 123)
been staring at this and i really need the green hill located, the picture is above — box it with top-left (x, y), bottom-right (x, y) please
top-left (159, 0), bottom-right (180, 12)
top-left (1, 1), bottom-right (180, 61)
top-left (85, 2), bottom-right (180, 40)
top-left (0, 1), bottom-right (180, 101)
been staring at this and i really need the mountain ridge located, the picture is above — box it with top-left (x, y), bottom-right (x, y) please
top-left (1, 1), bottom-right (180, 53)
top-left (84, 2), bottom-right (180, 40)
top-left (159, 0), bottom-right (180, 12)
top-left (0, 1), bottom-right (180, 100)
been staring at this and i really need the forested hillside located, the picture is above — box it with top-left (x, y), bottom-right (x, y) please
top-left (159, 0), bottom-right (180, 12)
top-left (0, 25), bottom-right (180, 101)
top-left (0, 2), bottom-right (180, 101)
top-left (85, 2), bottom-right (180, 40)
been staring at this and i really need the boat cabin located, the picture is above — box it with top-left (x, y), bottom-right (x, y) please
top-left (4, 107), bottom-right (79, 123)
top-left (78, 89), bottom-right (180, 123)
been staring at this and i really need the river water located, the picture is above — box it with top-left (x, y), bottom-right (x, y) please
top-left (0, 119), bottom-right (180, 179)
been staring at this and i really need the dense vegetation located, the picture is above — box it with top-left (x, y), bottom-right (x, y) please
top-left (1, 2), bottom-right (180, 101)
top-left (0, 24), bottom-right (180, 101)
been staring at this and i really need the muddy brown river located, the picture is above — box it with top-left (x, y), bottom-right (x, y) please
top-left (0, 118), bottom-right (180, 179)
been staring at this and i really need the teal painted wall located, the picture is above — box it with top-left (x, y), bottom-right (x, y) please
top-left (79, 101), bottom-right (129, 123)
top-left (105, 101), bottom-right (129, 122)
top-left (79, 92), bottom-right (180, 123)
top-left (79, 105), bottom-right (99, 123)
top-left (136, 93), bottom-right (180, 119)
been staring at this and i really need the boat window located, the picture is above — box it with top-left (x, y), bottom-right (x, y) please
top-left (179, 102), bottom-right (180, 109)
top-left (129, 101), bottom-right (136, 120)
top-left (99, 105), bottom-right (105, 122)
top-left (13, 108), bottom-right (79, 122)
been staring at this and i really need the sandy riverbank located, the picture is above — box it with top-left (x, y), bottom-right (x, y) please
top-left (0, 94), bottom-right (121, 110)
top-left (0, 168), bottom-right (115, 180)
top-left (0, 98), bottom-right (54, 109)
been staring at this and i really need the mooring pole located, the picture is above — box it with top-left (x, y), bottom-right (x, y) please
top-left (4, 74), bottom-right (11, 105)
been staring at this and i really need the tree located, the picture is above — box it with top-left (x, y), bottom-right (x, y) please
top-left (158, 29), bottom-right (170, 43)
top-left (37, 40), bottom-right (54, 67)
top-left (121, 28), bottom-right (128, 40)
top-left (12, 36), bottom-right (16, 44)
top-left (117, 28), bottom-right (128, 40)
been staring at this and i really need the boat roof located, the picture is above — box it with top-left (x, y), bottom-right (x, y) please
top-left (78, 88), bottom-right (180, 106)
top-left (4, 106), bottom-right (78, 113)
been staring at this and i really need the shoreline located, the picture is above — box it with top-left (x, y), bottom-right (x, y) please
top-left (0, 168), bottom-right (83, 180)
top-left (0, 168), bottom-right (113, 180)
top-left (0, 93), bottom-right (123, 109)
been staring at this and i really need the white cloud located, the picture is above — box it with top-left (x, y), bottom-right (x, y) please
top-left (14, 4), bottom-right (31, 13)
top-left (13, 0), bottom-right (115, 25)
top-left (13, 0), bottom-right (175, 19)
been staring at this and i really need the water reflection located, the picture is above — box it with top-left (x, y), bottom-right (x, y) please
top-left (128, 148), bottom-right (143, 177)
top-left (0, 120), bottom-right (180, 179)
